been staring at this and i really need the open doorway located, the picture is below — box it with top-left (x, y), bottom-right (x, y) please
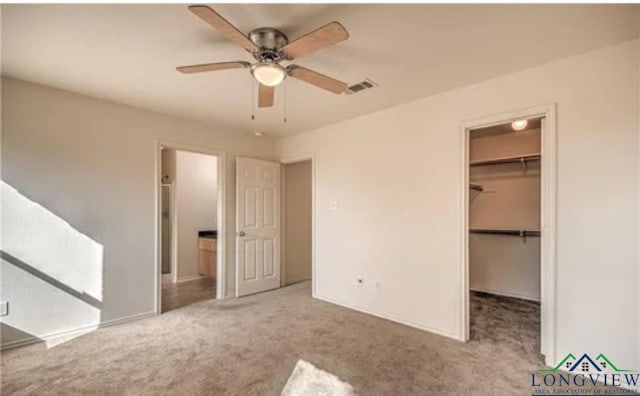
top-left (467, 117), bottom-right (543, 356)
top-left (462, 105), bottom-right (557, 366)
top-left (157, 145), bottom-right (224, 313)
top-left (281, 158), bottom-right (313, 293)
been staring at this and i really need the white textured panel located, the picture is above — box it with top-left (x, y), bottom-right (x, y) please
top-left (263, 188), bottom-right (275, 227)
top-left (244, 240), bottom-right (257, 281)
top-left (263, 238), bottom-right (275, 278)
top-left (236, 157), bottom-right (281, 296)
top-left (244, 188), bottom-right (258, 228)
top-left (263, 168), bottom-right (278, 186)
top-left (2, 5), bottom-right (640, 139)
top-left (244, 164), bottom-right (256, 180)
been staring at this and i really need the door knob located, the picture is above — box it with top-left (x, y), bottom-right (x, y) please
top-left (238, 231), bottom-right (246, 237)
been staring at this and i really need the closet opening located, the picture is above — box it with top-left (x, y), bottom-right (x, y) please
top-left (466, 116), bottom-right (545, 361)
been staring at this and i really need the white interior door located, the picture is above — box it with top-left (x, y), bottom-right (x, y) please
top-left (236, 157), bottom-right (281, 297)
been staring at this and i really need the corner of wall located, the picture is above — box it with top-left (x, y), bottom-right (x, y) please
top-left (636, 37), bottom-right (640, 370)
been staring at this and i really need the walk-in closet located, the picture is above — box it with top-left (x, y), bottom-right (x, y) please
top-left (468, 117), bottom-right (543, 355)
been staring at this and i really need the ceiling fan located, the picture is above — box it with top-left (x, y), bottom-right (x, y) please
top-left (177, 5), bottom-right (350, 108)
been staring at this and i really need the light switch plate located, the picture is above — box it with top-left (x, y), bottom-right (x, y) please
top-left (329, 200), bottom-right (339, 210)
top-left (0, 301), bottom-right (8, 317)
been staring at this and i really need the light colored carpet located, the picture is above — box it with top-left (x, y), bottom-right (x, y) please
top-left (281, 359), bottom-right (354, 396)
top-left (0, 282), bottom-right (613, 395)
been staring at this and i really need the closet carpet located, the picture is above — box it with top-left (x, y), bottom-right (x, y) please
top-left (1, 282), bottom-right (619, 395)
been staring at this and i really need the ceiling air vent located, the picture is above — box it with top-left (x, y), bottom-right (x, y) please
top-left (346, 79), bottom-right (377, 95)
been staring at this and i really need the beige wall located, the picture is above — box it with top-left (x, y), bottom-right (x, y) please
top-left (637, 42), bottom-right (640, 370)
top-left (278, 39), bottom-right (640, 369)
top-left (284, 160), bottom-right (312, 285)
top-left (0, 78), bottom-right (275, 347)
top-left (175, 150), bottom-right (217, 281)
top-left (161, 148), bottom-right (176, 184)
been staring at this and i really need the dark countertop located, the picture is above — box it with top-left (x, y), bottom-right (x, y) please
top-left (198, 230), bottom-right (217, 239)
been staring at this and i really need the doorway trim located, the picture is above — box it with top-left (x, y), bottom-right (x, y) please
top-left (154, 140), bottom-right (227, 315)
top-left (280, 153), bottom-right (317, 297)
top-left (460, 103), bottom-right (557, 366)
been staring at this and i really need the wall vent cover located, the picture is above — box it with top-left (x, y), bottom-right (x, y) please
top-left (346, 79), bottom-right (377, 95)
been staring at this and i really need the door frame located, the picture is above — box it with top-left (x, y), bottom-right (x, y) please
top-left (280, 154), bottom-right (317, 297)
top-left (159, 182), bottom-right (176, 281)
top-left (460, 104), bottom-right (557, 366)
top-left (154, 140), bottom-right (227, 315)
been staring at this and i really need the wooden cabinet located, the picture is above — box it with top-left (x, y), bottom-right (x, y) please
top-left (198, 238), bottom-right (217, 278)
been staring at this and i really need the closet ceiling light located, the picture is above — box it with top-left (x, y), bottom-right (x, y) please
top-left (511, 119), bottom-right (528, 131)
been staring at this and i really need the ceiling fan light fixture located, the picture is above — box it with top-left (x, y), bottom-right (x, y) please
top-left (251, 61), bottom-right (286, 87)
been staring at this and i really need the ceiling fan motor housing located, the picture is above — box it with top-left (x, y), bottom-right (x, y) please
top-left (249, 27), bottom-right (289, 61)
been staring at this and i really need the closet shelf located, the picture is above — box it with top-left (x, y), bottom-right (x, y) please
top-left (469, 182), bottom-right (483, 191)
top-left (470, 153), bottom-right (541, 167)
top-left (470, 228), bottom-right (540, 242)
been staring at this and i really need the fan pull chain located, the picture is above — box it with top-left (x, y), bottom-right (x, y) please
top-left (283, 80), bottom-right (288, 123)
top-left (251, 80), bottom-right (255, 121)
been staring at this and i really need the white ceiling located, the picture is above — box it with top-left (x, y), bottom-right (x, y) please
top-left (2, 4), bottom-right (639, 138)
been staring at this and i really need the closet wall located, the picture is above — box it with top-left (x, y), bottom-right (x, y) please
top-left (469, 122), bottom-right (541, 301)
top-left (284, 160), bottom-right (312, 285)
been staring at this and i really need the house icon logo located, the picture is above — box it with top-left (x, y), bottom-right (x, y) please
top-left (539, 353), bottom-right (633, 373)
top-left (531, 353), bottom-right (639, 392)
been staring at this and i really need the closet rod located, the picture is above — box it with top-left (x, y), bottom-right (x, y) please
top-left (470, 153), bottom-right (541, 167)
top-left (469, 228), bottom-right (540, 242)
top-left (470, 228), bottom-right (540, 235)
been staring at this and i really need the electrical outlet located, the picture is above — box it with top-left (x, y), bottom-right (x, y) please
top-left (374, 280), bottom-right (381, 291)
top-left (356, 277), bottom-right (364, 287)
top-left (0, 301), bottom-right (8, 317)
top-left (329, 200), bottom-right (339, 210)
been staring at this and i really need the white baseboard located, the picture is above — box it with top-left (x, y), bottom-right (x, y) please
top-left (1, 311), bottom-right (155, 351)
top-left (313, 293), bottom-right (461, 341)
top-left (470, 287), bottom-right (541, 302)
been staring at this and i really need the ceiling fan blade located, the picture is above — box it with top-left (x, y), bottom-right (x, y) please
top-left (280, 22), bottom-right (349, 60)
top-left (176, 61), bottom-right (250, 74)
top-left (287, 65), bottom-right (347, 94)
top-left (258, 84), bottom-right (275, 108)
top-left (188, 5), bottom-right (258, 53)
